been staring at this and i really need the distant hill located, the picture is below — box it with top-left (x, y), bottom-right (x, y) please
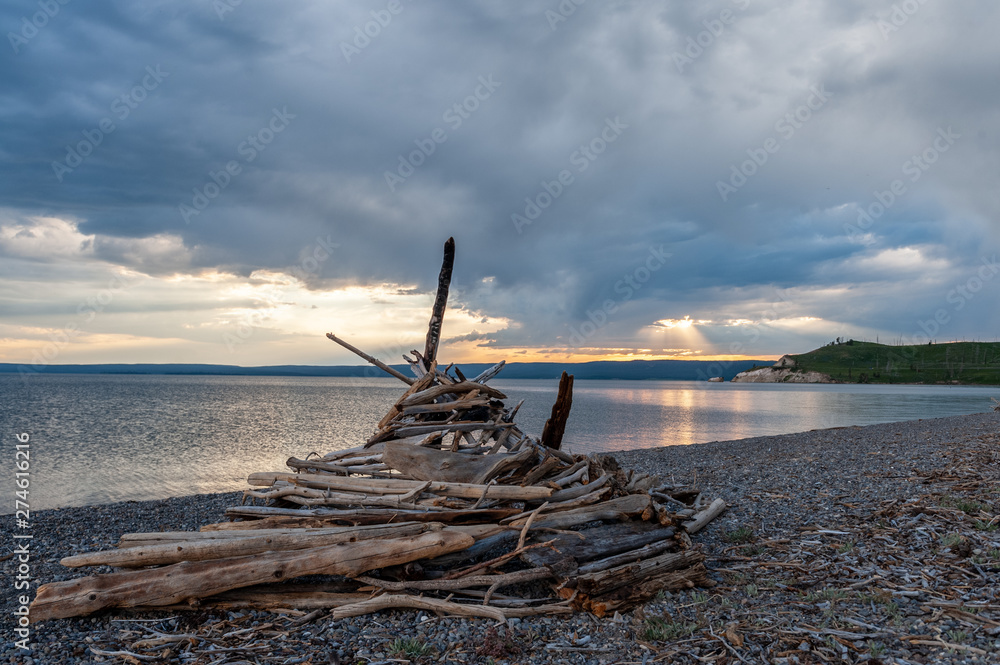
top-left (745, 340), bottom-right (1000, 385)
top-left (0, 359), bottom-right (767, 382)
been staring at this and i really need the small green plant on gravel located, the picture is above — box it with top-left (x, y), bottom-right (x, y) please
top-left (744, 584), bottom-right (759, 598)
top-left (389, 638), bottom-right (431, 660)
top-left (974, 519), bottom-right (998, 532)
top-left (941, 496), bottom-right (986, 515)
top-left (990, 548), bottom-right (1000, 560)
top-left (878, 599), bottom-right (900, 619)
top-left (642, 617), bottom-right (697, 642)
top-left (690, 591), bottom-right (709, 605)
top-left (946, 629), bottom-right (968, 643)
top-left (724, 526), bottom-right (755, 544)
top-left (957, 500), bottom-right (985, 515)
top-left (867, 641), bottom-right (886, 657)
top-left (941, 533), bottom-right (964, 548)
top-left (743, 544), bottom-right (767, 556)
top-left (836, 541), bottom-right (854, 554)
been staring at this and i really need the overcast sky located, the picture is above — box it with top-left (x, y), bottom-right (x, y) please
top-left (2, 0), bottom-right (998, 368)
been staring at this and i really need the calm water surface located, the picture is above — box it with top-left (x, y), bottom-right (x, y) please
top-left (1, 374), bottom-right (996, 510)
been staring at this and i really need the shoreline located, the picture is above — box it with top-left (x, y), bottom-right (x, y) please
top-left (5, 412), bottom-right (999, 664)
top-left (10, 410), bottom-right (997, 517)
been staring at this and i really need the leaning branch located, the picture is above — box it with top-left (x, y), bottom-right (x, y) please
top-left (326, 333), bottom-right (413, 385)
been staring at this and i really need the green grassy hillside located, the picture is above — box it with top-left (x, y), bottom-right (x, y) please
top-left (778, 340), bottom-right (1000, 385)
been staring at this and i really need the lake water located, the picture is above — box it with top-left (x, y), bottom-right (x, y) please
top-left (2, 374), bottom-right (997, 511)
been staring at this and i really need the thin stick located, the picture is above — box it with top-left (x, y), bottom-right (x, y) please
top-left (443, 539), bottom-right (556, 580)
top-left (326, 333), bottom-right (413, 385)
top-left (518, 502), bottom-right (547, 550)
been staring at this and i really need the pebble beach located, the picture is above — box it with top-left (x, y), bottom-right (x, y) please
top-left (5, 411), bottom-right (999, 665)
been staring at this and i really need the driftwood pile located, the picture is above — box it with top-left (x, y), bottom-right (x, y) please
top-left (30, 238), bottom-right (725, 624)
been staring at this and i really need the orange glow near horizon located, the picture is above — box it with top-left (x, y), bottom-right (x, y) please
top-left (435, 341), bottom-right (779, 365)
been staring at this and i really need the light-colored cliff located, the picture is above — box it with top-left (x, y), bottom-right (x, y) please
top-left (730, 367), bottom-right (835, 383)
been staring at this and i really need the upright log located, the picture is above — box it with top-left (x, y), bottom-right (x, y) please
top-left (540, 371), bottom-right (574, 450)
top-left (423, 237), bottom-right (455, 370)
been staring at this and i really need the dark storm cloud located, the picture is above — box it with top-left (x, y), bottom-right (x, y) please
top-left (2, 0), bottom-right (998, 355)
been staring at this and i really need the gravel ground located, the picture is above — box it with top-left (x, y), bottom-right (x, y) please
top-left (4, 412), bottom-right (999, 665)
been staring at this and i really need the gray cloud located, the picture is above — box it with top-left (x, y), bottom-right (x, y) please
top-left (2, 0), bottom-right (998, 359)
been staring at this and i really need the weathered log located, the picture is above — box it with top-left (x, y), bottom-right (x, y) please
top-left (572, 549), bottom-right (705, 598)
top-left (322, 442), bottom-right (386, 461)
top-left (382, 442), bottom-right (533, 485)
top-left (285, 457), bottom-right (352, 475)
top-left (470, 360), bottom-right (505, 383)
top-left (128, 583), bottom-right (369, 611)
top-left (511, 493), bottom-right (653, 529)
top-left (575, 538), bottom-right (679, 575)
top-left (125, 522), bottom-right (427, 543)
top-left (397, 381), bottom-right (506, 407)
top-left (523, 437), bottom-right (576, 464)
top-left (540, 371), bottom-right (573, 450)
top-left (521, 522), bottom-right (676, 569)
top-left (549, 459), bottom-right (588, 485)
top-left (424, 530), bottom-right (520, 569)
top-left (505, 485), bottom-right (611, 523)
top-left (375, 366), bottom-right (438, 431)
top-left (682, 497), bottom-right (726, 534)
top-left (65, 523), bottom-right (437, 567)
top-left (520, 456), bottom-right (563, 487)
top-left (30, 531), bottom-right (474, 622)
top-left (399, 398), bottom-right (491, 415)
top-left (546, 475), bottom-right (609, 503)
top-left (331, 594), bottom-right (572, 621)
top-left (247, 472), bottom-right (553, 501)
top-left (571, 562), bottom-right (711, 617)
top-left (423, 237), bottom-right (455, 370)
top-left (325, 333), bottom-right (413, 385)
top-left (383, 422), bottom-right (501, 439)
top-left (224, 505), bottom-right (519, 525)
top-left (355, 566), bottom-right (551, 592)
top-left (243, 486), bottom-right (448, 509)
